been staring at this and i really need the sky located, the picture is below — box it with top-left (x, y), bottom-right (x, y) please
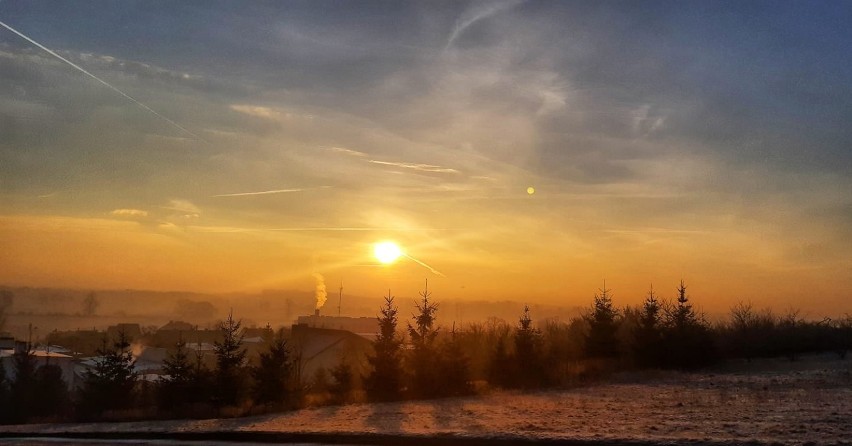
top-left (1, 1), bottom-right (851, 315)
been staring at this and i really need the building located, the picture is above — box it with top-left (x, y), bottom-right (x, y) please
top-left (295, 309), bottom-right (378, 339)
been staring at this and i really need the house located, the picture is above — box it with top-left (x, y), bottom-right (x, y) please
top-left (289, 324), bottom-right (373, 385)
top-left (0, 346), bottom-right (78, 390)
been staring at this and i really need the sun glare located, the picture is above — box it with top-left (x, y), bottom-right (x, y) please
top-left (374, 241), bottom-right (403, 265)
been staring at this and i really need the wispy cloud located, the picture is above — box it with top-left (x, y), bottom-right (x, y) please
top-left (230, 104), bottom-right (313, 121)
top-left (110, 208), bottom-right (149, 218)
top-left (445, 0), bottom-right (525, 50)
top-left (160, 199), bottom-right (200, 219)
top-left (369, 160), bottom-right (460, 174)
top-left (211, 186), bottom-right (330, 198)
top-left (0, 20), bottom-right (204, 141)
top-left (326, 146), bottom-right (368, 157)
top-left (189, 225), bottom-right (461, 233)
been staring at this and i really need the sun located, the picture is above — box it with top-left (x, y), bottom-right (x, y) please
top-left (374, 241), bottom-right (403, 265)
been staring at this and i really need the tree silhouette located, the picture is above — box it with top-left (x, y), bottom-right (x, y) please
top-left (584, 283), bottom-right (620, 359)
top-left (33, 362), bottom-right (70, 420)
top-left (157, 335), bottom-right (201, 411)
top-left (329, 360), bottom-right (354, 403)
top-left (436, 326), bottom-right (473, 396)
top-left (488, 330), bottom-right (514, 388)
top-left (81, 292), bottom-right (99, 317)
top-left (514, 305), bottom-right (544, 387)
top-left (9, 347), bottom-right (38, 422)
top-left (251, 328), bottom-right (293, 406)
top-left (365, 290), bottom-right (403, 401)
top-left (726, 302), bottom-right (777, 361)
top-left (78, 330), bottom-right (137, 418)
top-left (632, 286), bottom-right (663, 367)
top-left (661, 281), bottom-right (715, 368)
top-left (213, 310), bottom-right (247, 407)
top-left (0, 359), bottom-right (8, 423)
top-left (407, 280), bottom-right (441, 398)
top-left (0, 290), bottom-right (12, 332)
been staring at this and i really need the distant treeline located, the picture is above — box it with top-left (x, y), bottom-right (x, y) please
top-left (0, 281), bottom-right (850, 424)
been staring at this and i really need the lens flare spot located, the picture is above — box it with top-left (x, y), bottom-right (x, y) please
top-left (374, 241), bottom-right (403, 265)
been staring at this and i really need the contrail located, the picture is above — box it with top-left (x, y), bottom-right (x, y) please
top-left (0, 19), bottom-right (204, 142)
top-left (211, 186), bottom-right (331, 197)
top-left (213, 188), bottom-right (308, 197)
top-left (404, 254), bottom-right (446, 277)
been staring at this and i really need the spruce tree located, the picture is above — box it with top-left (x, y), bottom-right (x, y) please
top-left (158, 335), bottom-right (195, 411)
top-left (251, 328), bottom-right (292, 406)
top-left (365, 291), bottom-right (403, 401)
top-left (633, 286), bottom-right (663, 367)
top-left (584, 283), bottom-right (620, 359)
top-left (488, 332), bottom-right (514, 388)
top-left (213, 310), bottom-right (247, 407)
top-left (407, 280), bottom-right (440, 398)
top-left (514, 305), bottom-right (544, 387)
top-left (79, 330), bottom-right (137, 418)
top-left (329, 361), bottom-right (354, 402)
top-left (33, 362), bottom-right (70, 419)
top-left (437, 326), bottom-right (473, 396)
top-left (9, 348), bottom-right (38, 422)
top-left (661, 281), bottom-right (714, 368)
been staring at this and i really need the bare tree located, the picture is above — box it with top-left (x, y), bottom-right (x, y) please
top-left (82, 292), bottom-right (99, 317)
top-left (0, 290), bottom-right (13, 332)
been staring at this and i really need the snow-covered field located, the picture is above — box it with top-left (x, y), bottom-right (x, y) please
top-left (2, 356), bottom-right (850, 445)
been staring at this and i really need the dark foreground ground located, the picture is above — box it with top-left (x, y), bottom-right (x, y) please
top-left (1, 355), bottom-right (850, 445)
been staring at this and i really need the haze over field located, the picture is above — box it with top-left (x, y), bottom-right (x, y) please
top-left (1, 2), bottom-right (851, 314)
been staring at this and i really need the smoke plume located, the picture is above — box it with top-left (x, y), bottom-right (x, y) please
top-left (313, 273), bottom-right (327, 310)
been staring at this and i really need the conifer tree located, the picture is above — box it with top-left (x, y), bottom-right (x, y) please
top-left (33, 362), bottom-right (70, 419)
top-left (514, 305), bottom-right (544, 387)
top-left (78, 330), bottom-right (137, 418)
top-left (407, 280), bottom-right (441, 398)
top-left (213, 310), bottom-right (247, 407)
top-left (437, 326), bottom-right (473, 396)
top-left (488, 331), bottom-right (514, 388)
top-left (158, 335), bottom-right (195, 411)
top-left (9, 348), bottom-right (38, 422)
top-left (584, 283), bottom-right (620, 359)
top-left (365, 291), bottom-right (403, 401)
top-left (633, 285), bottom-right (663, 367)
top-left (329, 360), bottom-right (354, 402)
top-left (661, 281), bottom-right (714, 368)
top-left (251, 328), bottom-right (292, 406)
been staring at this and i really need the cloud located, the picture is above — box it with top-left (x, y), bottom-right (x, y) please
top-left (211, 186), bottom-right (330, 197)
top-left (445, 0), bottom-right (526, 49)
top-left (229, 104), bottom-right (314, 122)
top-left (326, 146), bottom-right (368, 157)
top-left (161, 199), bottom-right (200, 219)
top-left (369, 160), bottom-right (460, 174)
top-left (110, 208), bottom-right (149, 218)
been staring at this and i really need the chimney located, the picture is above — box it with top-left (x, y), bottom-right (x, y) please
top-left (314, 308), bottom-right (320, 317)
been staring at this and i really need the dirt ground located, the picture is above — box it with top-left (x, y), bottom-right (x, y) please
top-left (2, 355), bottom-right (850, 445)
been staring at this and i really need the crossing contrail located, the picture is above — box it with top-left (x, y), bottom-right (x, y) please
top-left (405, 254), bottom-right (446, 277)
top-left (0, 19), bottom-right (204, 142)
